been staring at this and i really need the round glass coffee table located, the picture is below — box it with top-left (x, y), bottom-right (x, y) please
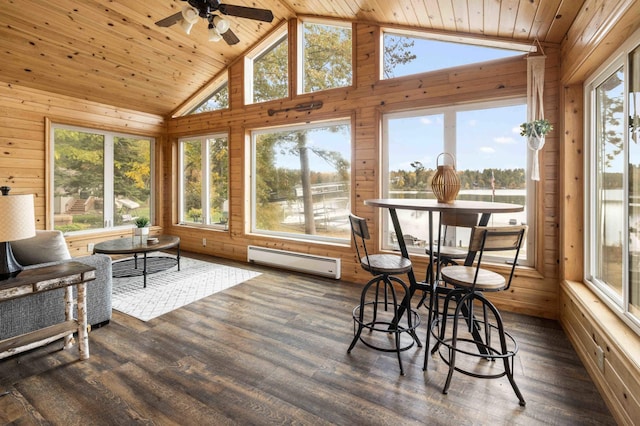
top-left (93, 235), bottom-right (180, 288)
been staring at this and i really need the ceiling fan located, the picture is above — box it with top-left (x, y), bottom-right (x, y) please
top-left (155, 0), bottom-right (274, 45)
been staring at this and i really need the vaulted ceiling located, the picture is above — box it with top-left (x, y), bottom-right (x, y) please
top-left (0, 0), bottom-right (584, 117)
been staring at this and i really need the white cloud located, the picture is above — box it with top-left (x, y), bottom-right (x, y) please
top-left (494, 136), bottom-right (515, 144)
top-left (480, 146), bottom-right (496, 154)
top-left (468, 119), bottom-right (478, 127)
top-left (420, 117), bottom-right (432, 125)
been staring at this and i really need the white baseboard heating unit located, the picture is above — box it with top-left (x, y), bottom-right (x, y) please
top-left (247, 245), bottom-right (341, 279)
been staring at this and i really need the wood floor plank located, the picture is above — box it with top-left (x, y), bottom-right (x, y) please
top-left (0, 252), bottom-right (616, 425)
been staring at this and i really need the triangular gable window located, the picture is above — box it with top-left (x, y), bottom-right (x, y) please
top-left (186, 81), bottom-right (229, 115)
top-left (382, 30), bottom-right (531, 80)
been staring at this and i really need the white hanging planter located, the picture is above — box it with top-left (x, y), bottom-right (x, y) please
top-left (528, 134), bottom-right (545, 181)
top-left (520, 119), bottom-right (552, 182)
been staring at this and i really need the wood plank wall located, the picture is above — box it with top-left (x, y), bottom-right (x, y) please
top-left (166, 22), bottom-right (561, 320)
top-left (0, 83), bottom-right (166, 256)
top-left (558, 1), bottom-right (640, 424)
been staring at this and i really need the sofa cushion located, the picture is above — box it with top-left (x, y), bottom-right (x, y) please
top-left (11, 230), bottom-right (72, 266)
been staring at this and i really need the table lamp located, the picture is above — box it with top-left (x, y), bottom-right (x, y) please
top-left (0, 186), bottom-right (36, 280)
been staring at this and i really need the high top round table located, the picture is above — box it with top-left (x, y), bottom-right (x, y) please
top-left (364, 199), bottom-right (524, 346)
top-left (364, 198), bottom-right (524, 281)
top-left (93, 235), bottom-right (180, 288)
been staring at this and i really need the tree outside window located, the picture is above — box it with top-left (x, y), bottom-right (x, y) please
top-left (585, 33), bottom-right (640, 332)
top-left (53, 126), bottom-right (153, 233)
top-left (179, 134), bottom-right (229, 228)
top-left (252, 121), bottom-right (351, 241)
top-left (251, 34), bottom-right (288, 104)
top-left (300, 21), bottom-right (352, 93)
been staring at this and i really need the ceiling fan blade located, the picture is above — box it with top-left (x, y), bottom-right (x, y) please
top-left (218, 4), bottom-right (274, 22)
top-left (155, 11), bottom-right (183, 27)
top-left (222, 28), bottom-right (240, 45)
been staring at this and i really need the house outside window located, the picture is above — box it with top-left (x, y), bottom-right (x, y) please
top-left (179, 133), bottom-right (229, 229)
top-left (51, 124), bottom-right (154, 233)
top-left (585, 28), bottom-right (640, 333)
top-left (382, 99), bottom-right (533, 265)
top-left (250, 119), bottom-right (351, 243)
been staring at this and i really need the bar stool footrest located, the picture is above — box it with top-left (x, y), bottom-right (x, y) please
top-left (352, 302), bottom-right (421, 353)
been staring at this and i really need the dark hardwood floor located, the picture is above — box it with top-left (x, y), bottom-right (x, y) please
top-left (0, 253), bottom-right (615, 425)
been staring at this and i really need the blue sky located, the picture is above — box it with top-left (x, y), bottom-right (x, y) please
top-left (387, 104), bottom-right (527, 172)
top-left (386, 36), bottom-right (528, 172)
top-left (272, 36), bottom-right (528, 173)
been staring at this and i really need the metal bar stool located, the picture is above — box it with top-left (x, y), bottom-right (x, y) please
top-left (416, 211), bottom-right (479, 309)
top-left (427, 224), bottom-right (527, 406)
top-left (347, 214), bottom-right (420, 375)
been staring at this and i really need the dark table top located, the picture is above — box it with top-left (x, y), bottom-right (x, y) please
top-left (364, 198), bottom-right (523, 214)
top-left (93, 235), bottom-right (180, 255)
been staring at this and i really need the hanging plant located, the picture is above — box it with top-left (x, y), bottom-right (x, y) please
top-left (519, 119), bottom-right (553, 138)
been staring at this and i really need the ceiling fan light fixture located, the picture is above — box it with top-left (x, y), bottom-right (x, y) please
top-left (208, 26), bottom-right (222, 42)
top-left (181, 6), bottom-right (200, 24)
top-left (179, 6), bottom-right (199, 35)
top-left (180, 19), bottom-right (195, 35)
top-left (212, 15), bottom-right (230, 34)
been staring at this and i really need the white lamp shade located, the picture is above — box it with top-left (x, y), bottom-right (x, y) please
top-left (180, 19), bottom-right (195, 35)
top-left (0, 194), bottom-right (36, 242)
top-left (212, 16), bottom-right (230, 34)
top-left (208, 27), bottom-right (222, 42)
top-left (181, 6), bottom-right (200, 24)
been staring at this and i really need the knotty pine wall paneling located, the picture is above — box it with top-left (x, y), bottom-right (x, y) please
top-left (0, 83), bottom-right (165, 256)
top-left (166, 23), bottom-right (561, 320)
top-left (561, 0), bottom-right (640, 85)
top-left (557, 3), bottom-right (640, 424)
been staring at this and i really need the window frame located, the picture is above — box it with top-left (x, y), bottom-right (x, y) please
top-left (249, 118), bottom-right (353, 244)
top-left (244, 23), bottom-right (289, 105)
top-left (584, 27), bottom-right (640, 335)
top-left (177, 132), bottom-right (229, 231)
top-left (297, 18), bottom-right (354, 95)
top-left (186, 75), bottom-right (229, 115)
top-left (380, 28), bottom-right (533, 81)
top-left (49, 123), bottom-right (155, 234)
top-left (381, 97), bottom-right (535, 266)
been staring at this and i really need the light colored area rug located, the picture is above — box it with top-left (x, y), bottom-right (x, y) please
top-left (111, 254), bottom-right (261, 321)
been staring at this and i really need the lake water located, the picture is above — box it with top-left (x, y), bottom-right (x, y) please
top-left (385, 189), bottom-right (527, 248)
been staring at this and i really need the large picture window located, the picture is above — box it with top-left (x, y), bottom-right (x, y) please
top-left (179, 133), bottom-right (229, 229)
top-left (52, 124), bottom-right (154, 233)
top-left (382, 99), bottom-right (533, 265)
top-left (585, 29), bottom-right (640, 332)
top-left (251, 119), bottom-right (351, 243)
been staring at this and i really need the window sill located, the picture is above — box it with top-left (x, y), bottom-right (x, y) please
top-left (560, 280), bottom-right (640, 424)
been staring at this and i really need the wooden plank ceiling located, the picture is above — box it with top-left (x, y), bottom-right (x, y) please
top-left (0, 0), bottom-right (584, 117)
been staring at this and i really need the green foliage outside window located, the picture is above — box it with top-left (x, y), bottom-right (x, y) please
top-left (53, 128), bottom-right (152, 232)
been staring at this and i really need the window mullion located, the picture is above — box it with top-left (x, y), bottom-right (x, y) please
top-left (104, 135), bottom-right (115, 228)
top-left (444, 111), bottom-right (456, 156)
top-left (178, 141), bottom-right (186, 224)
top-left (202, 139), bottom-right (210, 225)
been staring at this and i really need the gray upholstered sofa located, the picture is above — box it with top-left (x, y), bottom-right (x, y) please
top-left (0, 231), bottom-right (112, 340)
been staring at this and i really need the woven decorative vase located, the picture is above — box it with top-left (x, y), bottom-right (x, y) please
top-left (431, 153), bottom-right (460, 203)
